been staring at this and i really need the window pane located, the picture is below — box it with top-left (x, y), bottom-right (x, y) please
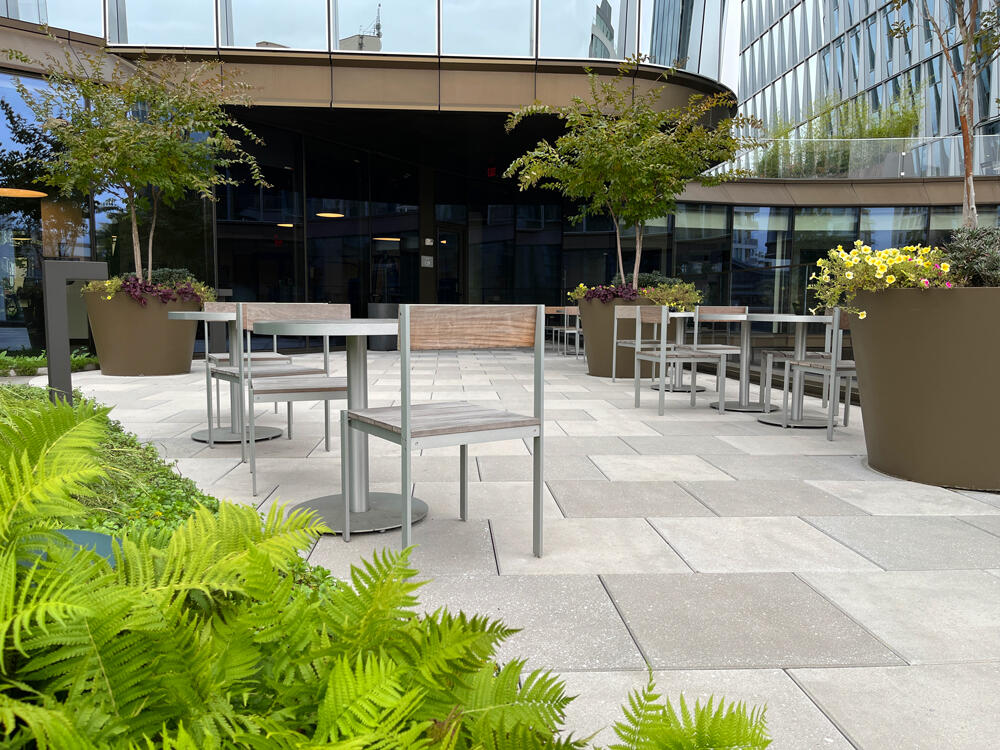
top-left (5, 0), bottom-right (105, 36)
top-left (675, 204), bottom-right (730, 305)
top-left (334, 0), bottom-right (436, 54)
top-left (859, 206), bottom-right (928, 247)
top-left (225, 0), bottom-right (327, 49)
top-left (107, 0), bottom-right (215, 45)
top-left (441, 0), bottom-right (534, 57)
top-left (539, 0), bottom-right (634, 59)
top-left (731, 206), bottom-right (791, 314)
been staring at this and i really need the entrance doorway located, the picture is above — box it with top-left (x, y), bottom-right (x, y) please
top-left (436, 226), bottom-right (464, 303)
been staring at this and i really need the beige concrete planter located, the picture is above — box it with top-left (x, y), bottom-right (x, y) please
top-left (579, 297), bottom-right (673, 379)
top-left (851, 288), bottom-right (1000, 490)
top-left (84, 292), bottom-right (200, 376)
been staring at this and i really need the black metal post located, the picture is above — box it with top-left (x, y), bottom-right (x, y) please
top-left (42, 259), bottom-right (108, 405)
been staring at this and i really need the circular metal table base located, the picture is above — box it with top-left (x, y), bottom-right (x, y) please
top-left (294, 492), bottom-right (430, 534)
top-left (650, 384), bottom-right (706, 393)
top-left (191, 426), bottom-right (283, 444)
top-left (710, 401), bottom-right (770, 413)
top-left (757, 413), bottom-right (831, 429)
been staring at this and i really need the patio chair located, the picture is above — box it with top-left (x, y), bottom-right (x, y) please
top-left (341, 304), bottom-right (545, 555)
top-left (561, 306), bottom-right (582, 358)
top-left (759, 326), bottom-right (834, 413)
top-left (242, 316), bottom-right (348, 496)
top-left (675, 305), bottom-right (748, 394)
top-left (545, 306), bottom-right (566, 349)
top-left (611, 305), bottom-right (663, 382)
top-left (780, 307), bottom-right (856, 440)
top-left (634, 305), bottom-right (730, 416)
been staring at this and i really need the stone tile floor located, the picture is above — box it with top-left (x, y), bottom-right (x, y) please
top-left (46, 347), bottom-right (1000, 749)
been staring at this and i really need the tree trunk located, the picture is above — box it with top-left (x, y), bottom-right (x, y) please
top-left (128, 195), bottom-right (142, 280)
top-left (959, 86), bottom-right (978, 228)
top-left (611, 213), bottom-right (625, 285)
top-left (631, 222), bottom-right (643, 289)
top-left (146, 189), bottom-right (159, 283)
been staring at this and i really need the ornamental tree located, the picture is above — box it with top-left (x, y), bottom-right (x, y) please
top-left (6, 42), bottom-right (266, 281)
top-left (890, 0), bottom-right (1000, 227)
top-left (505, 59), bottom-right (757, 288)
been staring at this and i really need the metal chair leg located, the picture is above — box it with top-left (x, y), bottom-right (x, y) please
top-left (844, 377), bottom-right (853, 427)
top-left (216, 379), bottom-right (222, 428)
top-left (717, 356), bottom-right (726, 414)
top-left (459, 444), bottom-right (469, 521)
top-left (532, 434), bottom-right (543, 558)
top-left (206, 362), bottom-right (214, 449)
top-left (633, 352), bottom-right (642, 409)
top-left (826, 374), bottom-right (837, 441)
top-left (401, 443), bottom-right (412, 549)
top-left (340, 410), bottom-right (350, 542)
top-left (658, 356), bottom-right (667, 416)
top-left (762, 353), bottom-right (773, 413)
top-left (249, 395), bottom-right (258, 497)
top-left (612, 319), bottom-right (618, 382)
top-left (781, 361), bottom-right (791, 428)
top-left (689, 363), bottom-right (697, 407)
top-left (324, 401), bottom-right (331, 451)
top-left (286, 402), bottom-right (293, 439)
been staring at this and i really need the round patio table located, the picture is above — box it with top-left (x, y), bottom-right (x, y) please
top-left (168, 309), bottom-right (283, 443)
top-left (253, 318), bottom-right (428, 534)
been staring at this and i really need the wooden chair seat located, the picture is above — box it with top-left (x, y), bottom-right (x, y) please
top-left (790, 358), bottom-right (856, 371)
top-left (250, 375), bottom-right (347, 396)
top-left (348, 401), bottom-right (539, 439)
top-left (637, 348), bottom-right (725, 363)
top-left (213, 364), bottom-right (325, 379)
top-left (761, 349), bottom-right (831, 360)
top-left (208, 351), bottom-right (291, 364)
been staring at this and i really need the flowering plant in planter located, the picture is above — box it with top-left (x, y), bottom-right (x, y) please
top-left (808, 240), bottom-right (956, 317)
top-left (568, 279), bottom-right (702, 309)
top-left (83, 269), bottom-right (215, 307)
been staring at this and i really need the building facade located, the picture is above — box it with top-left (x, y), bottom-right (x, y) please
top-left (0, 1), bottom-right (996, 353)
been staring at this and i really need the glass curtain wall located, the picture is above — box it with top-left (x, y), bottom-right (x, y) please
top-left (674, 204), bottom-right (730, 303)
top-left (730, 205), bottom-right (791, 313)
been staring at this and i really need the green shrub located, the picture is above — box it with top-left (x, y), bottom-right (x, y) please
top-left (944, 226), bottom-right (1000, 287)
top-left (615, 271), bottom-right (681, 288)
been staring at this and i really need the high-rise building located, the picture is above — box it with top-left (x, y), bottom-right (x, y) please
top-left (736, 0), bottom-right (1000, 139)
top-left (589, 0), bottom-right (616, 58)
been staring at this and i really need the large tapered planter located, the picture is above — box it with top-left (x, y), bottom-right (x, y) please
top-left (83, 292), bottom-right (200, 376)
top-left (851, 288), bottom-right (1000, 490)
top-left (579, 298), bottom-right (671, 379)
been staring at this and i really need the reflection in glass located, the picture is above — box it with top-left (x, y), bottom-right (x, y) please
top-left (859, 206), bottom-right (928, 248)
top-left (730, 206), bottom-right (790, 313)
top-left (224, 0), bottom-right (327, 49)
top-left (106, 0), bottom-right (216, 46)
top-left (441, 0), bottom-right (534, 57)
top-left (792, 207), bottom-right (858, 312)
top-left (2, 0), bottom-right (104, 36)
top-left (334, 0), bottom-right (436, 54)
top-left (539, 0), bottom-right (634, 60)
top-left (674, 204), bottom-right (729, 305)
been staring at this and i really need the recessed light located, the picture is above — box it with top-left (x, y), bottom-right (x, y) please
top-left (440, 239), bottom-right (447, 244)
top-left (0, 187), bottom-right (47, 198)
top-left (316, 212), bottom-right (344, 218)
top-left (373, 236), bottom-right (401, 242)
top-left (277, 222), bottom-right (294, 228)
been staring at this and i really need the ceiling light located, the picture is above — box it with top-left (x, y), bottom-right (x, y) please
top-left (316, 212), bottom-right (344, 218)
top-left (373, 236), bottom-right (400, 242)
top-left (0, 187), bottom-right (47, 198)
top-left (277, 222), bottom-right (294, 228)
top-left (440, 239), bottom-right (447, 244)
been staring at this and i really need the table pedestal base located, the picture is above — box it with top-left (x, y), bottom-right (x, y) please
top-left (650, 383), bottom-right (706, 393)
top-left (757, 412), bottom-right (831, 429)
top-left (191, 426), bottom-right (283, 443)
top-left (294, 492), bottom-right (429, 534)
top-left (711, 401), bottom-right (770, 413)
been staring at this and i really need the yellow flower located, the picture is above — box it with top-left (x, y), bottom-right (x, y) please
top-left (941, 262), bottom-right (950, 273)
top-left (918, 247), bottom-right (928, 255)
top-left (862, 245), bottom-right (872, 253)
top-left (845, 271), bottom-right (854, 280)
top-left (886, 275), bottom-right (896, 284)
top-left (858, 311), bottom-right (867, 319)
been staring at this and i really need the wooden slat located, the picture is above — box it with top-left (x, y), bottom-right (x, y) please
top-left (349, 401), bottom-right (539, 437)
top-left (213, 364), bottom-right (325, 378)
top-left (638, 306), bottom-right (668, 324)
top-left (791, 359), bottom-right (856, 370)
top-left (409, 305), bottom-right (536, 351)
top-left (545, 306), bottom-right (567, 314)
top-left (251, 375), bottom-right (348, 395)
top-left (241, 302), bottom-right (352, 331)
top-left (698, 305), bottom-right (748, 315)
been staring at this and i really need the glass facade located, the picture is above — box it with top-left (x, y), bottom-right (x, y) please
top-left (740, 0), bottom-right (1000, 138)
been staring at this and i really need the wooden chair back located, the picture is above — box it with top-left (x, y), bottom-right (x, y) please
top-left (240, 302), bottom-right (351, 331)
top-left (615, 305), bottom-right (640, 320)
top-left (692, 305), bottom-right (748, 348)
top-left (407, 305), bottom-right (538, 351)
top-left (545, 306), bottom-right (567, 314)
top-left (637, 305), bottom-right (667, 324)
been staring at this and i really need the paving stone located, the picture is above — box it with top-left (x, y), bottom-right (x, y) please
top-left (802, 570), bottom-right (1000, 663)
top-left (547, 480), bottom-right (713, 518)
top-left (476, 455), bottom-right (605, 481)
top-left (309, 520), bottom-right (497, 578)
top-left (557, 420), bottom-right (661, 437)
top-left (704, 455), bottom-right (889, 481)
top-left (416, 575), bottom-right (645, 671)
top-left (956, 489), bottom-right (1000, 509)
top-left (560, 669), bottom-right (852, 749)
top-left (807, 516), bottom-right (1000, 570)
top-left (602, 573), bottom-right (903, 668)
top-left (621, 435), bottom-right (747, 455)
top-left (643, 419), bottom-right (774, 436)
top-left (492, 518), bottom-right (689, 575)
top-left (420, 439), bottom-right (529, 457)
top-left (717, 434), bottom-right (867, 455)
top-left (959, 515), bottom-right (1000, 537)
top-left (650, 517), bottom-right (879, 572)
top-left (790, 663), bottom-right (1000, 750)
top-left (535, 436), bottom-right (636, 456)
top-left (411, 481), bottom-right (564, 520)
top-left (681, 480), bottom-right (867, 516)
top-left (172, 457), bottom-right (241, 485)
top-left (367, 455), bottom-right (467, 483)
top-left (807, 480), bottom-right (1000, 515)
top-left (128, 421), bottom-right (201, 440)
top-left (590, 454), bottom-right (733, 482)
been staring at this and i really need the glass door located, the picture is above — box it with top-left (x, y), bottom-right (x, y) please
top-left (436, 226), bottom-right (464, 303)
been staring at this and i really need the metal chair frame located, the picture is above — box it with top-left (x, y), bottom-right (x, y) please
top-left (611, 305), bottom-right (663, 382)
top-left (342, 304), bottom-right (545, 556)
